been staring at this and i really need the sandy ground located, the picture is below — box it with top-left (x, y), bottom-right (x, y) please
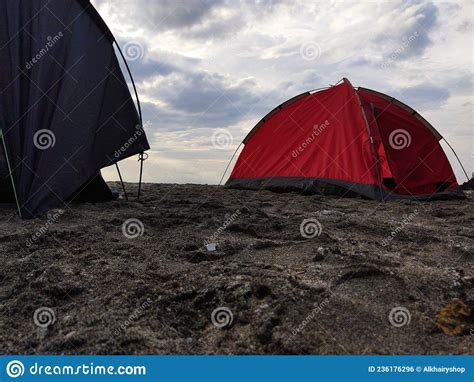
top-left (0, 183), bottom-right (473, 355)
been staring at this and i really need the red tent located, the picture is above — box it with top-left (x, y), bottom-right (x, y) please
top-left (226, 78), bottom-right (465, 200)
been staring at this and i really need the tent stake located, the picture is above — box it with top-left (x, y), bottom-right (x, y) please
top-left (443, 138), bottom-right (470, 182)
top-left (0, 130), bottom-right (22, 217)
top-left (115, 162), bottom-right (128, 201)
top-left (137, 152), bottom-right (147, 200)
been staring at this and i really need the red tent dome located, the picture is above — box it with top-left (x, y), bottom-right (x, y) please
top-left (226, 78), bottom-right (464, 200)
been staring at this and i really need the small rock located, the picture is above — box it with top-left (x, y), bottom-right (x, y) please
top-left (63, 314), bottom-right (73, 324)
top-left (313, 254), bottom-right (325, 262)
top-left (462, 276), bottom-right (473, 284)
top-left (206, 243), bottom-right (216, 252)
top-left (317, 247), bottom-right (329, 255)
top-left (400, 249), bottom-right (415, 256)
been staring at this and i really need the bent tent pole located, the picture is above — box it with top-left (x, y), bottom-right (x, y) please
top-left (0, 130), bottom-right (22, 217)
top-left (443, 138), bottom-right (470, 182)
top-left (113, 41), bottom-right (142, 123)
top-left (219, 142), bottom-right (243, 186)
top-left (112, 38), bottom-right (147, 200)
top-left (96, 9), bottom-right (147, 201)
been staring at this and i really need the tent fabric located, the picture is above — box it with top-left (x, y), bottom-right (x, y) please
top-left (226, 78), bottom-right (464, 200)
top-left (357, 88), bottom-right (458, 196)
top-left (71, 174), bottom-right (116, 203)
top-left (0, 142), bottom-right (15, 203)
top-left (0, 0), bottom-right (149, 217)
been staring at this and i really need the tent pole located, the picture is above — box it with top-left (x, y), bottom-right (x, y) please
top-left (115, 162), bottom-right (128, 201)
top-left (137, 156), bottom-right (143, 200)
top-left (219, 142), bottom-right (242, 186)
top-left (137, 152), bottom-right (147, 200)
top-left (443, 138), bottom-right (469, 181)
top-left (0, 130), bottom-right (22, 217)
top-left (307, 85), bottom-right (331, 94)
top-left (349, 80), bottom-right (385, 201)
top-left (113, 39), bottom-right (149, 200)
top-left (113, 40), bottom-right (142, 123)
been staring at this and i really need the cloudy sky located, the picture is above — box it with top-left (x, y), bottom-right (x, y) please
top-left (95, 0), bottom-right (473, 184)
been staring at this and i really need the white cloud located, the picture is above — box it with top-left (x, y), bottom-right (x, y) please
top-left (94, 0), bottom-right (473, 184)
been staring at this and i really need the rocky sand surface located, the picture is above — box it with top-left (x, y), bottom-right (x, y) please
top-left (0, 183), bottom-right (472, 354)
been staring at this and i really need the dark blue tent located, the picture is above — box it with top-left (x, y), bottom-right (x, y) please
top-left (0, 0), bottom-right (149, 218)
